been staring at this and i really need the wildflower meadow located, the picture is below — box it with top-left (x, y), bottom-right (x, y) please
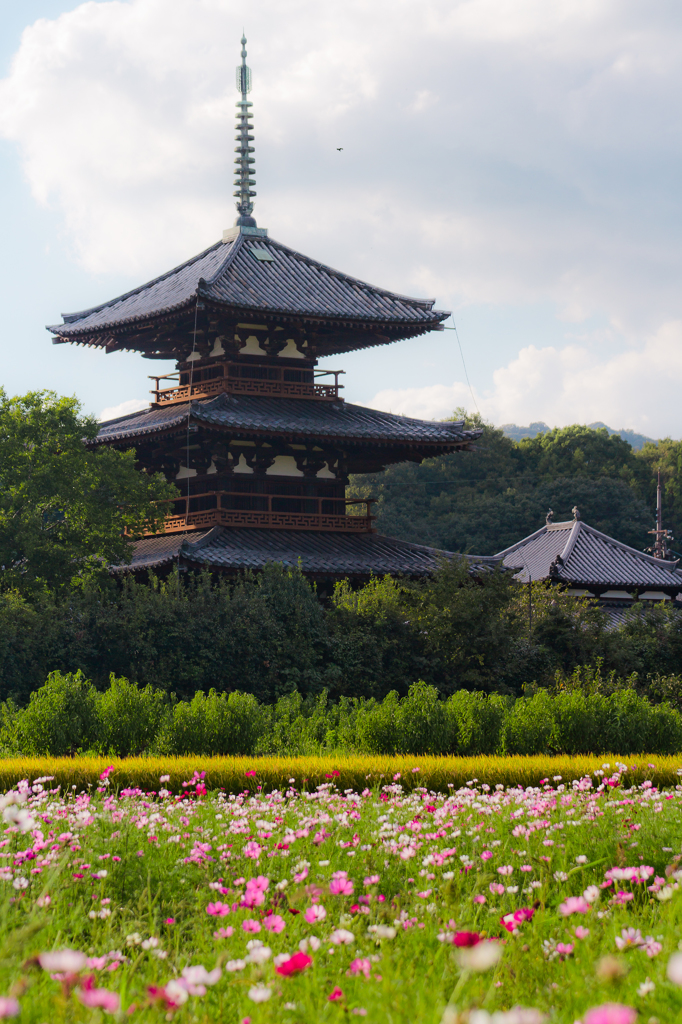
top-left (0, 764), bottom-right (682, 1022)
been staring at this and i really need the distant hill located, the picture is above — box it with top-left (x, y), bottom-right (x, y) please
top-left (499, 421), bottom-right (654, 451)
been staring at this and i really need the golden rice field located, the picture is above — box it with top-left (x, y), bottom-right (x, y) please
top-left (0, 753), bottom-right (679, 792)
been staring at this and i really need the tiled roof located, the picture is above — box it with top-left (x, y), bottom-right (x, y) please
top-left (48, 232), bottom-right (447, 339)
top-left (119, 526), bottom-right (503, 578)
top-left (496, 519), bottom-right (682, 591)
top-left (96, 395), bottom-right (481, 448)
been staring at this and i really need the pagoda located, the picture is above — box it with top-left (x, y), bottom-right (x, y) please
top-left (48, 38), bottom-right (491, 583)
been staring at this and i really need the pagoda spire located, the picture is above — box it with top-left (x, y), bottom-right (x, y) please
top-left (233, 34), bottom-right (257, 227)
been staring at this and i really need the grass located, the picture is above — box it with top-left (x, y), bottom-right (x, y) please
top-left (0, 753), bottom-right (680, 794)
top-left (2, 761), bottom-right (682, 1020)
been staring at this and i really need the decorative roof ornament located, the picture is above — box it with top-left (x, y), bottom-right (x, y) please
top-left (546, 508), bottom-right (554, 525)
top-left (572, 505), bottom-right (581, 521)
top-left (234, 35), bottom-right (257, 227)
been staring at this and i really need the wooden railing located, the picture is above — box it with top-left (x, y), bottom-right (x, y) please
top-left (149, 364), bottom-right (344, 407)
top-left (133, 492), bottom-right (376, 537)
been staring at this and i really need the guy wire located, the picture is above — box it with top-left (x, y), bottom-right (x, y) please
top-left (444, 314), bottom-right (480, 418)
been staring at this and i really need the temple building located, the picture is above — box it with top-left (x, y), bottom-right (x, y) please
top-left (48, 37), bottom-right (497, 584)
top-left (496, 506), bottom-right (682, 623)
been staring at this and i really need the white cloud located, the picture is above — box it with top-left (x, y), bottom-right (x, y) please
top-left (98, 398), bottom-right (148, 422)
top-left (1, 0), bottom-right (682, 330)
top-left (368, 321), bottom-right (682, 438)
top-left (2, 0), bottom-right (682, 431)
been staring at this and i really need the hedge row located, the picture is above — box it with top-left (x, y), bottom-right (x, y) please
top-left (0, 754), bottom-right (680, 794)
top-left (4, 672), bottom-right (682, 758)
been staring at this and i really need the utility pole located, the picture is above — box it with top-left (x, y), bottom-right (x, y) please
top-left (648, 471), bottom-right (673, 559)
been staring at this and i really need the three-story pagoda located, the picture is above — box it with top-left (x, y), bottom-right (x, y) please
top-left (49, 38), bottom-right (490, 583)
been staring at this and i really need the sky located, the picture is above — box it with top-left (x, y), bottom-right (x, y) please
top-left (1, 0), bottom-right (682, 436)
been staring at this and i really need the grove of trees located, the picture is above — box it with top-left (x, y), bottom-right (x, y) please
top-left (348, 411), bottom-right (682, 555)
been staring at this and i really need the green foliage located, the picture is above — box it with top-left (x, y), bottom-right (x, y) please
top-left (0, 389), bottom-right (175, 593)
top-left (96, 675), bottom-right (168, 757)
top-left (348, 418), bottom-right (659, 555)
top-left (3, 671), bottom-right (682, 757)
top-left (17, 670), bottom-right (99, 755)
top-left (2, 561), bottom-right (682, 702)
top-left (156, 689), bottom-right (263, 756)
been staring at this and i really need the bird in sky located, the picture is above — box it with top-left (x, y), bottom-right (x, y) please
top-left (337, 147), bottom-right (343, 151)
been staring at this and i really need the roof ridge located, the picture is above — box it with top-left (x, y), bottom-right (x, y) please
top-left (58, 239), bottom-right (228, 324)
top-left (201, 233), bottom-right (246, 288)
top-left (558, 520), bottom-right (581, 564)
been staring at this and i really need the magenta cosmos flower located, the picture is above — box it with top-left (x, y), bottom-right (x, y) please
top-left (275, 952), bottom-right (312, 977)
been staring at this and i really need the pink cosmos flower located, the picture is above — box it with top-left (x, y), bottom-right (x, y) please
top-left (364, 875), bottom-right (380, 886)
top-left (583, 1004), bottom-right (636, 1024)
top-left (206, 902), bottom-right (230, 917)
top-left (556, 943), bottom-right (574, 957)
top-left (330, 871), bottom-right (354, 896)
top-left (293, 867), bottom-right (308, 883)
top-left (77, 978), bottom-right (120, 1013)
top-left (243, 842), bottom-right (262, 861)
top-left (213, 927), bottom-right (234, 939)
top-left (243, 876), bottom-right (269, 908)
top-left (473, 895), bottom-right (487, 904)
top-left (489, 883), bottom-right (505, 895)
top-left (304, 905), bottom-right (327, 924)
top-left (275, 951), bottom-right (312, 976)
top-left (481, 851), bottom-right (494, 861)
top-left (615, 928), bottom-right (644, 950)
top-left (164, 918), bottom-right (175, 925)
top-left (452, 932), bottom-right (480, 947)
top-left (644, 939), bottom-right (662, 958)
top-left (0, 998), bottom-right (19, 1019)
top-left (242, 920), bottom-right (261, 933)
top-left (245, 770), bottom-right (257, 778)
top-left (558, 896), bottom-right (590, 916)
top-left (263, 914), bottom-right (286, 934)
top-left (348, 958), bottom-right (372, 978)
top-left (328, 987), bottom-right (344, 1002)
top-left (497, 865), bottom-right (514, 876)
top-left (575, 926), bottom-right (590, 940)
top-left (416, 890), bottom-right (432, 899)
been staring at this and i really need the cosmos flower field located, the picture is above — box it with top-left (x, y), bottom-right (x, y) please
top-left (2, 764), bottom-right (682, 1022)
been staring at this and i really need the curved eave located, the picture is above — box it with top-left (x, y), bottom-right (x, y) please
top-left (92, 419), bottom-right (481, 451)
top-left (49, 301), bottom-right (448, 353)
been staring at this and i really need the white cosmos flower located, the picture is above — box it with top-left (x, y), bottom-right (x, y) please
top-left (248, 985), bottom-right (272, 1003)
top-left (667, 952), bottom-right (682, 985)
top-left (457, 941), bottom-right (503, 971)
top-left (39, 950), bottom-right (87, 973)
top-left (224, 959), bottom-right (246, 972)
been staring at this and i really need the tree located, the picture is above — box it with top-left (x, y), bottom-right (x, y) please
top-left (0, 389), bottom-right (175, 594)
top-left (349, 415), bottom-right (655, 555)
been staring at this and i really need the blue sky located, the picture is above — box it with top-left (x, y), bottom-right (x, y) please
top-left (1, 1), bottom-right (682, 435)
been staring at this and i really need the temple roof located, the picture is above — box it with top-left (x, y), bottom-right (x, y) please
top-left (496, 517), bottom-right (682, 593)
top-left (118, 526), bottom-right (503, 579)
top-left (48, 231), bottom-right (448, 351)
top-left (96, 394), bottom-right (480, 450)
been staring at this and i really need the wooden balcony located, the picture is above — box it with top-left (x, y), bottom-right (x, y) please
top-left (149, 363), bottom-right (344, 407)
top-left (134, 492), bottom-right (376, 537)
